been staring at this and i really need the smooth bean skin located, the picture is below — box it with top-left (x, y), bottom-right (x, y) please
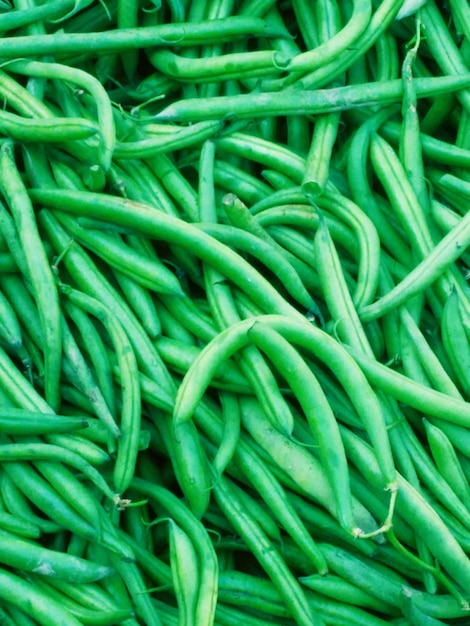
top-left (212, 473), bottom-right (326, 626)
top-left (174, 314), bottom-right (396, 492)
top-left (30, 188), bottom-right (304, 321)
top-left (0, 567), bottom-right (84, 626)
top-left (0, 528), bottom-right (113, 583)
top-left (0, 109), bottom-right (98, 142)
top-left (0, 17), bottom-right (287, 57)
top-left (0, 142), bottom-right (61, 411)
top-left (155, 74), bottom-right (470, 121)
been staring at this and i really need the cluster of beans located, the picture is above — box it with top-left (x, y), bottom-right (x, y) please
top-left (1, 0), bottom-right (470, 625)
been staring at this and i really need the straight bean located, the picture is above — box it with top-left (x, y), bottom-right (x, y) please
top-left (0, 17), bottom-right (284, 56)
top-left (155, 74), bottom-right (470, 122)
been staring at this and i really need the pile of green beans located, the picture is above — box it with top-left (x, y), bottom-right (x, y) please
top-left (0, 0), bottom-right (470, 624)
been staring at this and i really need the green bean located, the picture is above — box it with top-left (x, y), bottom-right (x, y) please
top-left (424, 419), bottom-right (470, 511)
top-left (18, 576), bottom-right (134, 625)
top-left (63, 298), bottom-right (116, 418)
top-left (287, 0), bottom-right (372, 76)
top-left (0, 508), bottom-right (40, 538)
top-left (399, 307), bottom-right (462, 399)
top-left (346, 346), bottom-right (470, 426)
top-left (59, 283), bottom-right (141, 496)
top-left (146, 153), bottom-right (199, 222)
top-left (112, 270), bottom-right (161, 339)
top-left (61, 312), bottom-right (120, 439)
top-left (229, 479), bottom-right (282, 543)
top-left (2, 606), bottom-right (36, 626)
top-left (216, 133), bottom-right (305, 184)
top-left (155, 74), bottom-right (470, 122)
top-left (0, 70), bottom-right (54, 120)
top-left (317, 184), bottom-right (381, 308)
top-left (318, 541), bottom-right (467, 619)
top-left (39, 209), bottom-right (175, 389)
top-left (420, 0), bottom-right (470, 115)
top-left (149, 48), bottom-right (291, 82)
top-left (115, 120), bottom-right (223, 159)
top-left (131, 477), bottom-right (218, 626)
top-left (399, 422), bottom-right (470, 532)
top-left (176, 314), bottom-right (396, 489)
top-left (2, 459), bottom-right (98, 540)
top-left (31, 188), bottom-right (305, 322)
top-left (0, 142), bottom-right (61, 410)
top-left (200, 223), bottom-right (312, 310)
top-left (169, 519), bottom-right (199, 626)
top-left (0, 567), bottom-right (84, 626)
top-left (152, 407), bottom-right (211, 520)
top-left (291, 0), bottom-right (319, 50)
top-left (217, 569), bottom-right (291, 618)
top-left (300, 573), bottom-right (395, 614)
top-left (302, 108), bottom-right (342, 197)
top-left (0, 435), bottom-right (113, 494)
top-left (213, 391), bottom-right (241, 478)
top-left (342, 429), bottom-right (470, 596)
top-left (0, 16), bottom-right (283, 55)
top-left (213, 473), bottom-right (325, 626)
top-left (313, 213), bottom-right (374, 351)
top-left (441, 288), bottom-right (470, 399)
top-left (358, 199), bottom-right (470, 321)
top-left (0, 108), bottom-right (97, 143)
top-left (109, 552), bottom-right (164, 626)
top-left (246, 325), bottom-right (356, 534)
top-left (0, 287), bottom-right (27, 363)
top-left (54, 211), bottom-right (184, 295)
top-left (291, 0), bottom-right (410, 90)
top-left (239, 396), bottom-right (378, 537)
top-left (213, 158), bottom-right (273, 204)
top-left (203, 263), bottom-right (298, 437)
top-left (255, 204), bottom-right (356, 254)
top-left (370, 133), bottom-right (436, 263)
top-left (44, 432), bottom-right (111, 467)
top-left (0, 527), bottom-right (113, 582)
top-left (117, 0), bottom-right (139, 80)
top-left (5, 60), bottom-right (114, 171)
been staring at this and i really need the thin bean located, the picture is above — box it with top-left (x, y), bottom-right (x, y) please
top-left (0, 568), bottom-right (83, 626)
top-left (31, 188), bottom-right (305, 321)
top-left (131, 477), bottom-right (218, 626)
top-left (212, 473), bottom-right (325, 626)
top-left (213, 391), bottom-right (241, 478)
top-left (61, 312), bottom-right (120, 439)
top-left (358, 199), bottom-right (470, 321)
top-left (424, 419), bottom-right (470, 511)
top-left (155, 74), bottom-right (470, 122)
top-left (0, 141), bottom-right (61, 410)
top-left (169, 519), bottom-right (199, 626)
top-left (0, 17), bottom-right (284, 56)
top-left (54, 211), bottom-right (184, 295)
top-left (245, 325), bottom-right (356, 535)
top-left (63, 298), bottom-right (117, 419)
top-left (0, 109), bottom-right (97, 142)
top-left (59, 283), bottom-right (141, 496)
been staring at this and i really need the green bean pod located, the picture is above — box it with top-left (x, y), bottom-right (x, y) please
top-left (169, 519), bottom-right (199, 626)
